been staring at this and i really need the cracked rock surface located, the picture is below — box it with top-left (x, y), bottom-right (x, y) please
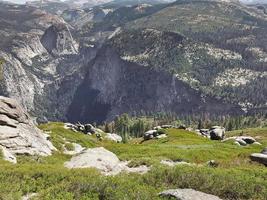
top-left (0, 96), bottom-right (56, 163)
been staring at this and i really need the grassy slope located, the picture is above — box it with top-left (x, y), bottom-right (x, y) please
top-left (0, 122), bottom-right (266, 199)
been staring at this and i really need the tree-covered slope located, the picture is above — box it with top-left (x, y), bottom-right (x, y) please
top-left (104, 0), bottom-right (267, 113)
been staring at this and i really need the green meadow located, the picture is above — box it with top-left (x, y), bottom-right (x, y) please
top-left (0, 123), bottom-right (266, 200)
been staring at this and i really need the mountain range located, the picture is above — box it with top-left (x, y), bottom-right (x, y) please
top-left (0, 0), bottom-right (266, 123)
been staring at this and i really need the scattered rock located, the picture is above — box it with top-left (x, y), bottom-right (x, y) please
top-left (156, 134), bottom-right (167, 139)
top-left (64, 147), bottom-right (150, 175)
top-left (239, 136), bottom-right (256, 144)
top-left (21, 193), bottom-right (38, 200)
top-left (206, 160), bottom-right (219, 168)
top-left (161, 125), bottom-right (173, 129)
top-left (209, 126), bottom-right (225, 140)
top-left (0, 96), bottom-right (56, 163)
top-left (223, 136), bottom-right (260, 146)
top-left (64, 122), bottom-right (101, 135)
top-left (105, 133), bottom-right (122, 143)
top-left (261, 147), bottom-right (267, 154)
top-left (159, 189), bottom-right (222, 200)
top-left (196, 129), bottom-right (210, 137)
top-left (153, 126), bottom-right (162, 130)
top-left (235, 138), bottom-right (247, 146)
top-left (250, 147), bottom-right (267, 166)
top-left (63, 143), bottom-right (85, 155)
top-left (143, 129), bottom-right (166, 140)
top-left (160, 160), bottom-right (194, 167)
top-left (185, 127), bottom-right (193, 132)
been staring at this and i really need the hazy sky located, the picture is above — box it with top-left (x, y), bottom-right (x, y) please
top-left (4, 0), bottom-right (267, 4)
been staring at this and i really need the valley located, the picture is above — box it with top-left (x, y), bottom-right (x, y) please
top-left (0, 0), bottom-right (266, 199)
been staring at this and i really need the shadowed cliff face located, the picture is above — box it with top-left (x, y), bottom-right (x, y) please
top-left (68, 46), bottom-right (243, 123)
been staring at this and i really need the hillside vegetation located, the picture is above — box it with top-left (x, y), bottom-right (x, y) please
top-left (0, 122), bottom-right (266, 199)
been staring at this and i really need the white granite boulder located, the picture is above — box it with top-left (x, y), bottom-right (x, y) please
top-left (0, 96), bottom-right (56, 163)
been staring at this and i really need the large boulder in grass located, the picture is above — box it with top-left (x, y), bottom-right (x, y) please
top-left (64, 147), bottom-right (149, 175)
top-left (143, 129), bottom-right (166, 140)
top-left (250, 147), bottom-right (267, 166)
top-left (209, 126), bottom-right (225, 140)
top-left (159, 189), bottom-right (222, 200)
top-left (143, 130), bottom-right (157, 140)
top-left (0, 96), bottom-right (56, 163)
top-left (105, 133), bottom-right (122, 143)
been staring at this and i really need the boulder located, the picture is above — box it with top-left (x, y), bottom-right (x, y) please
top-left (159, 189), bottom-right (222, 200)
top-left (161, 125), bottom-right (173, 129)
top-left (223, 136), bottom-right (258, 146)
top-left (156, 134), bottom-right (167, 139)
top-left (84, 124), bottom-right (95, 134)
top-left (64, 123), bottom-right (78, 132)
top-left (143, 129), bottom-right (167, 141)
top-left (143, 130), bottom-right (157, 140)
top-left (250, 147), bottom-right (267, 166)
top-left (261, 147), bottom-right (267, 155)
top-left (21, 193), bottom-right (38, 200)
top-left (64, 147), bottom-right (150, 175)
top-left (199, 129), bottom-right (210, 137)
top-left (0, 96), bottom-right (56, 163)
top-left (250, 153), bottom-right (267, 166)
top-left (64, 123), bottom-right (101, 135)
top-left (235, 138), bottom-right (247, 146)
top-left (239, 136), bottom-right (256, 144)
top-left (105, 133), bottom-right (122, 143)
top-left (209, 126), bottom-right (225, 140)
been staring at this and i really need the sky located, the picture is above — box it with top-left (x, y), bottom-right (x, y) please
top-left (3, 0), bottom-right (267, 4)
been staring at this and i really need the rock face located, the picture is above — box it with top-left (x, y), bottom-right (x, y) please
top-left (0, 96), bottom-right (55, 163)
top-left (64, 147), bottom-right (149, 175)
top-left (159, 189), bottom-right (222, 200)
top-left (1, 1), bottom-right (266, 124)
top-left (250, 147), bottom-right (267, 166)
top-left (41, 24), bottom-right (78, 56)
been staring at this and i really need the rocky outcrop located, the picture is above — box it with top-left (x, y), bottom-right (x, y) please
top-left (68, 45), bottom-right (243, 124)
top-left (1, 1), bottom-right (266, 125)
top-left (250, 147), bottom-right (267, 166)
top-left (64, 147), bottom-right (150, 175)
top-left (64, 123), bottom-right (103, 135)
top-left (41, 24), bottom-right (78, 56)
top-left (159, 189), bottom-right (222, 200)
top-left (0, 96), bottom-right (55, 163)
